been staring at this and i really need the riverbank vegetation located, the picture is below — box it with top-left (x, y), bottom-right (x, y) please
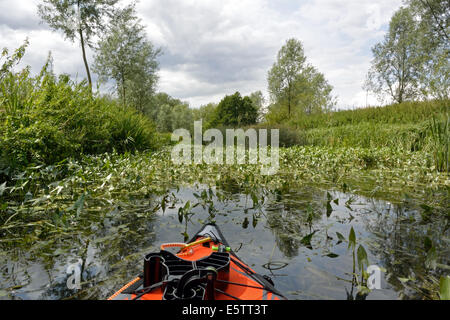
top-left (0, 0), bottom-right (448, 300)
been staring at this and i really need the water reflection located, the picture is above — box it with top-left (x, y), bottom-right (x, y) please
top-left (0, 186), bottom-right (448, 300)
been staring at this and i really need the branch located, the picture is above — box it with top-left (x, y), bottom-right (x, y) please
top-left (419, 0), bottom-right (449, 40)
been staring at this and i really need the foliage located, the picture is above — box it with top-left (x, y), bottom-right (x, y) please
top-left (209, 92), bottom-right (258, 127)
top-left (93, 3), bottom-right (160, 111)
top-left (267, 38), bottom-right (335, 119)
top-left (0, 47), bottom-right (157, 178)
top-left (366, 3), bottom-right (449, 102)
top-left (192, 102), bottom-right (217, 127)
top-left (289, 100), bottom-right (447, 130)
top-left (156, 103), bottom-right (193, 133)
top-left (38, 0), bottom-right (120, 87)
top-left (365, 7), bottom-right (424, 103)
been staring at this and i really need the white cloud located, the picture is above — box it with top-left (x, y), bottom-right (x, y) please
top-left (0, 0), bottom-right (403, 109)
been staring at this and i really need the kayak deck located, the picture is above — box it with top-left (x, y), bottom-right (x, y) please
top-left (108, 224), bottom-right (285, 300)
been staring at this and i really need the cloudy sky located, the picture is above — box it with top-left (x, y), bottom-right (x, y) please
top-left (0, 0), bottom-right (403, 109)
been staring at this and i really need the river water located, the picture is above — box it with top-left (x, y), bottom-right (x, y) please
top-left (1, 185), bottom-right (448, 300)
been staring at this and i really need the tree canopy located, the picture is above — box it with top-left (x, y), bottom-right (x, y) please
top-left (267, 38), bottom-right (334, 120)
top-left (209, 92), bottom-right (258, 127)
top-left (93, 3), bottom-right (160, 111)
top-left (38, 0), bottom-right (120, 89)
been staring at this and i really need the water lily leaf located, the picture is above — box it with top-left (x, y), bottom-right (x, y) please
top-left (325, 253), bottom-right (339, 258)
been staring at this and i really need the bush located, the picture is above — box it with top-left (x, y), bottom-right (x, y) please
top-left (0, 59), bottom-right (157, 177)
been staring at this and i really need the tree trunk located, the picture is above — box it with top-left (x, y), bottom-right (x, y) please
top-left (79, 28), bottom-right (92, 91)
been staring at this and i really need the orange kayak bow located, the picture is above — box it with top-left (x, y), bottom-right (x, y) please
top-left (108, 223), bottom-right (286, 300)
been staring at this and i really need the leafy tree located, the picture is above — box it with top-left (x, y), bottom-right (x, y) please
top-left (38, 0), bottom-right (120, 90)
top-left (93, 3), bottom-right (160, 110)
top-left (406, 0), bottom-right (449, 99)
top-left (192, 102), bottom-right (217, 125)
top-left (406, 0), bottom-right (449, 43)
top-left (155, 102), bottom-right (193, 133)
top-left (210, 92), bottom-right (258, 127)
top-left (267, 38), bottom-right (334, 118)
top-left (249, 90), bottom-right (265, 121)
top-left (365, 8), bottom-right (424, 103)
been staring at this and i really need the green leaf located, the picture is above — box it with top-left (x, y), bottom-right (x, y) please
top-left (439, 276), bottom-right (450, 300)
top-left (336, 232), bottom-right (346, 242)
top-left (326, 201), bottom-right (333, 217)
top-left (300, 231), bottom-right (317, 249)
top-left (325, 253), bottom-right (339, 258)
top-left (348, 227), bottom-right (356, 250)
top-left (424, 236), bottom-right (433, 252)
top-left (425, 246), bottom-right (437, 270)
top-left (357, 245), bottom-right (369, 271)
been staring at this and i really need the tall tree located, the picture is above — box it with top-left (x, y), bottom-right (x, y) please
top-left (249, 91), bottom-right (266, 123)
top-left (365, 7), bottom-right (424, 103)
top-left (268, 38), bottom-right (334, 118)
top-left (407, 0), bottom-right (449, 99)
top-left (93, 3), bottom-right (160, 110)
top-left (38, 0), bottom-right (119, 90)
top-left (407, 0), bottom-right (449, 42)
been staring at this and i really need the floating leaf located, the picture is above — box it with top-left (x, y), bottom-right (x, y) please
top-left (325, 253), bottom-right (339, 258)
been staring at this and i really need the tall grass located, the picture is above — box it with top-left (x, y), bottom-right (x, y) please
top-left (289, 100), bottom-right (448, 130)
top-left (428, 114), bottom-right (449, 172)
top-left (0, 48), bottom-right (157, 178)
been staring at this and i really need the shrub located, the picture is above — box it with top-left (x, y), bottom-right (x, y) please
top-left (0, 56), bottom-right (157, 178)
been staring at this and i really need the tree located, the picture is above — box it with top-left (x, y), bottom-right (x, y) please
top-left (268, 38), bottom-right (334, 118)
top-left (407, 0), bottom-right (449, 100)
top-left (210, 92), bottom-right (258, 127)
top-left (365, 8), bottom-right (424, 103)
top-left (93, 3), bottom-right (160, 110)
top-left (38, 0), bottom-right (119, 90)
top-left (407, 0), bottom-right (449, 43)
top-left (192, 102), bottom-right (217, 127)
top-left (249, 90), bottom-right (265, 122)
